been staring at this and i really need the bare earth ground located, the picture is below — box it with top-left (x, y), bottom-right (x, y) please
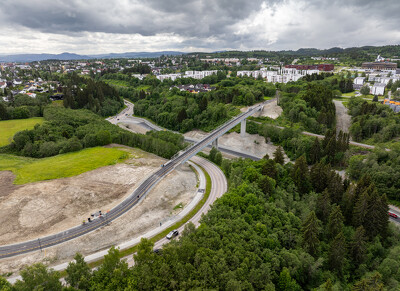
top-left (0, 148), bottom-right (196, 274)
top-left (333, 100), bottom-right (352, 138)
top-left (119, 122), bottom-right (150, 135)
top-left (185, 130), bottom-right (289, 162)
top-left (240, 100), bottom-right (283, 119)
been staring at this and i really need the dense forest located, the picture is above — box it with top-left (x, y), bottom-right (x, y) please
top-left (1, 107), bottom-right (186, 159)
top-left (62, 74), bottom-right (124, 117)
top-left (348, 97), bottom-right (400, 143)
top-left (3, 150), bottom-right (399, 290)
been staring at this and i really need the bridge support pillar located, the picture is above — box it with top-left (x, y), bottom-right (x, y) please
top-left (240, 119), bottom-right (246, 137)
top-left (212, 138), bottom-right (218, 149)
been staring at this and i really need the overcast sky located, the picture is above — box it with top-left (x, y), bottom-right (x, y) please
top-left (0, 0), bottom-right (399, 55)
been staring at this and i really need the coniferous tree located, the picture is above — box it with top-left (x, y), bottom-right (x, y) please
top-left (309, 137), bottom-right (321, 164)
top-left (274, 146), bottom-right (285, 165)
top-left (316, 189), bottom-right (332, 223)
top-left (177, 108), bottom-right (188, 123)
top-left (350, 226), bottom-right (367, 266)
top-left (352, 191), bottom-right (369, 228)
top-left (291, 155), bottom-right (311, 195)
top-left (341, 189), bottom-right (356, 224)
top-left (199, 96), bottom-right (208, 111)
top-left (327, 205), bottom-right (344, 239)
top-left (261, 159), bottom-right (277, 179)
top-left (258, 175), bottom-right (276, 196)
top-left (366, 190), bottom-right (388, 238)
top-left (328, 231), bottom-right (347, 276)
top-left (302, 211), bottom-right (320, 256)
top-left (310, 162), bottom-right (330, 193)
top-left (327, 172), bottom-right (345, 204)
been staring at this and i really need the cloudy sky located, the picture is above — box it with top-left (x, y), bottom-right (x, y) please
top-left (0, 0), bottom-right (399, 55)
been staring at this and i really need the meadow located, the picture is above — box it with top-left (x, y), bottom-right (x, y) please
top-left (0, 117), bottom-right (44, 146)
top-left (0, 147), bottom-right (128, 184)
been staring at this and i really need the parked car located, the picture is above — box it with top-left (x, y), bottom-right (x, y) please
top-left (153, 248), bottom-right (163, 255)
top-left (166, 229), bottom-right (179, 239)
top-left (389, 212), bottom-right (398, 219)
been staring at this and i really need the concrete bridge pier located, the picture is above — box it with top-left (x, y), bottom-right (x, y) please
top-left (240, 119), bottom-right (247, 137)
top-left (212, 138), bottom-right (218, 149)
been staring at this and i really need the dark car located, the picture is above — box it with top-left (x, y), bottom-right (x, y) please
top-left (389, 212), bottom-right (398, 219)
top-left (153, 248), bottom-right (163, 255)
top-left (166, 229), bottom-right (179, 239)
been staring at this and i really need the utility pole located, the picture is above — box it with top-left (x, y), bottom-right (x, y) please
top-left (38, 238), bottom-right (42, 252)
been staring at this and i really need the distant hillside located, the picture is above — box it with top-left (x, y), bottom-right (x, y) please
top-left (91, 51), bottom-right (184, 59)
top-left (0, 52), bottom-right (90, 62)
top-left (0, 51), bottom-right (185, 62)
top-left (190, 45), bottom-right (400, 59)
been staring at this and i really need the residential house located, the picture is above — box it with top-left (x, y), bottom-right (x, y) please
top-left (0, 81), bottom-right (6, 93)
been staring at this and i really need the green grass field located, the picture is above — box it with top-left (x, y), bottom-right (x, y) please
top-left (104, 79), bottom-right (130, 87)
top-left (0, 147), bottom-right (129, 184)
top-left (0, 117), bottom-right (44, 146)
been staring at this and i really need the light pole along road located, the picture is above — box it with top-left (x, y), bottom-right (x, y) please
top-left (0, 99), bottom-right (271, 259)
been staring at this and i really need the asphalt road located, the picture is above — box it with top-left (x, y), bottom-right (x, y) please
top-left (122, 155), bottom-right (227, 267)
top-left (0, 99), bottom-right (268, 259)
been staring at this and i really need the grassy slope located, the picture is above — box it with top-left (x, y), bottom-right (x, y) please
top-left (0, 147), bottom-right (128, 184)
top-left (0, 117), bottom-right (44, 146)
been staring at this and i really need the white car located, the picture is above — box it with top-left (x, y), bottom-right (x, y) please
top-left (166, 229), bottom-right (179, 239)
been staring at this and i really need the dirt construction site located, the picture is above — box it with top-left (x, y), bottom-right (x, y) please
top-left (0, 146), bottom-right (197, 274)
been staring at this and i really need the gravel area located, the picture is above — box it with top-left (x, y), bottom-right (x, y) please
top-left (0, 149), bottom-right (197, 274)
top-left (334, 100), bottom-right (352, 137)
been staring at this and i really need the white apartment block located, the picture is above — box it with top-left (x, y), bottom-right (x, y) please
top-left (185, 70), bottom-right (218, 79)
top-left (370, 83), bottom-right (386, 95)
top-left (156, 70), bottom-right (219, 82)
top-left (353, 77), bottom-right (365, 85)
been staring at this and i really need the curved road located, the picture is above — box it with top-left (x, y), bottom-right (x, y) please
top-left (123, 155), bottom-right (227, 266)
top-left (0, 99), bottom-right (264, 259)
top-left (7, 155), bottom-right (227, 283)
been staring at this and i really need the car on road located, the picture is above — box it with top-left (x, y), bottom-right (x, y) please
top-left (389, 212), bottom-right (398, 219)
top-left (166, 229), bottom-right (179, 239)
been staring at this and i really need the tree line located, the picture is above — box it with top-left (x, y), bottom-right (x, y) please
top-left (1, 106), bottom-right (186, 159)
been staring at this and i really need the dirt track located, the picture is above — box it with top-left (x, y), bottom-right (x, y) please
top-left (334, 100), bottom-right (352, 137)
top-left (241, 100), bottom-right (283, 119)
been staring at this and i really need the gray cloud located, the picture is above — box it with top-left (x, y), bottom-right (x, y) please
top-left (0, 0), bottom-right (399, 54)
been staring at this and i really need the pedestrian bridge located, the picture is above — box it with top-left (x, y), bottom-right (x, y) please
top-left (174, 98), bottom-right (275, 164)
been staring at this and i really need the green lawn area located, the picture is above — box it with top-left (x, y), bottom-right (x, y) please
top-left (342, 92), bottom-right (357, 97)
top-left (136, 85), bottom-right (150, 91)
top-left (0, 117), bottom-right (44, 147)
top-left (51, 100), bottom-right (64, 107)
top-left (0, 147), bottom-right (129, 184)
top-left (104, 79), bottom-right (130, 87)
